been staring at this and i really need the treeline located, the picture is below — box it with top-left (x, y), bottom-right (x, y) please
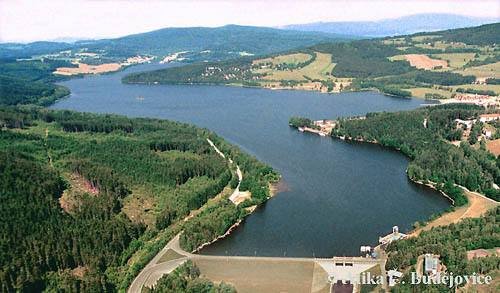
top-left (144, 260), bottom-right (236, 293)
top-left (386, 207), bottom-right (500, 292)
top-left (352, 70), bottom-right (476, 97)
top-left (0, 107), bottom-right (277, 291)
top-left (464, 54), bottom-right (500, 68)
top-left (333, 104), bottom-right (500, 202)
top-left (430, 23), bottom-right (500, 46)
top-left (456, 87), bottom-right (496, 96)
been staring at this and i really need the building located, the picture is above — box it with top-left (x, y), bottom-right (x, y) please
top-left (424, 254), bottom-right (440, 276)
top-left (479, 113), bottom-right (500, 123)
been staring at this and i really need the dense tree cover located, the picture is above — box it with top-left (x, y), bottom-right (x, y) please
top-left (0, 59), bottom-right (72, 106)
top-left (123, 58), bottom-right (255, 85)
top-left (180, 200), bottom-right (244, 252)
top-left (386, 207), bottom-right (500, 292)
top-left (0, 59), bottom-right (73, 82)
top-left (0, 107), bottom-right (277, 291)
top-left (486, 78), bottom-right (500, 85)
top-left (144, 260), bottom-right (236, 293)
top-left (312, 40), bottom-right (413, 78)
top-left (82, 25), bottom-right (349, 59)
top-left (416, 23), bottom-right (500, 46)
top-left (456, 87), bottom-right (496, 96)
top-left (352, 70), bottom-right (476, 97)
top-left (0, 75), bottom-right (70, 106)
top-left (288, 116), bottom-right (316, 128)
top-left (0, 150), bottom-right (143, 292)
top-left (333, 104), bottom-right (499, 202)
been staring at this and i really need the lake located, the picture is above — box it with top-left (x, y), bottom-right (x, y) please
top-left (52, 63), bottom-right (450, 257)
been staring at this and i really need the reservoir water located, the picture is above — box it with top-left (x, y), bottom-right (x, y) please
top-left (52, 63), bottom-right (450, 257)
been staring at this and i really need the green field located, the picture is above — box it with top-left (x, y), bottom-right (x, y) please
top-left (254, 52), bottom-right (335, 81)
top-left (457, 61), bottom-right (500, 78)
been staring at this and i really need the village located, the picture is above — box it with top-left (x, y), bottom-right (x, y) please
top-left (454, 112), bottom-right (500, 156)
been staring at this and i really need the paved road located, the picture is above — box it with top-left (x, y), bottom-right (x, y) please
top-left (128, 232), bottom-right (384, 292)
top-left (128, 234), bottom-right (189, 293)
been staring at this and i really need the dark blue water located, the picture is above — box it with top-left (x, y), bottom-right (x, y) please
top-left (52, 63), bottom-right (450, 257)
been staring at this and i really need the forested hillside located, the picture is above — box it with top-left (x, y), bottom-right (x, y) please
top-left (82, 25), bottom-right (351, 58)
top-left (0, 59), bottom-right (72, 106)
top-left (333, 104), bottom-right (500, 203)
top-left (123, 23), bottom-right (500, 98)
top-left (1, 25), bottom-right (351, 60)
top-left (0, 107), bottom-right (277, 291)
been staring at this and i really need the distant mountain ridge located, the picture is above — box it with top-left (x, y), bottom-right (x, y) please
top-left (0, 25), bottom-right (353, 59)
top-left (281, 14), bottom-right (499, 37)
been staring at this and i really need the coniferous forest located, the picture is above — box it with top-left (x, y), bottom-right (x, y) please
top-left (0, 106), bottom-right (277, 291)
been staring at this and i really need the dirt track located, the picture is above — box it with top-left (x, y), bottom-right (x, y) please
top-left (410, 188), bottom-right (498, 237)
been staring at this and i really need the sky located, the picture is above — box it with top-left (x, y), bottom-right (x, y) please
top-left (0, 0), bottom-right (499, 43)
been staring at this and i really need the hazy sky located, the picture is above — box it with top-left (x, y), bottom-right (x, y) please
top-left (1, 0), bottom-right (499, 43)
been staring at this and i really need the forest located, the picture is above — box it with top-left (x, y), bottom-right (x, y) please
top-left (0, 106), bottom-right (277, 291)
top-left (0, 59), bottom-right (72, 106)
top-left (333, 104), bottom-right (500, 203)
top-left (386, 207), bottom-right (499, 292)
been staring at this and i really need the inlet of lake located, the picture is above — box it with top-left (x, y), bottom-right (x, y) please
top-left (52, 63), bottom-right (450, 257)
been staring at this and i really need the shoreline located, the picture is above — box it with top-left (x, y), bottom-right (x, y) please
top-left (123, 78), bottom-right (446, 103)
top-left (190, 178), bottom-right (283, 253)
top-left (330, 134), bottom-right (499, 237)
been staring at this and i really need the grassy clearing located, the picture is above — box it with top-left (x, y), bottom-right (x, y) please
top-left (382, 38), bottom-right (406, 45)
top-left (431, 53), bottom-right (476, 68)
top-left (253, 53), bottom-right (312, 67)
top-left (408, 87), bottom-right (454, 99)
top-left (456, 61), bottom-right (500, 78)
top-left (411, 35), bottom-right (441, 42)
top-left (255, 52), bottom-right (334, 81)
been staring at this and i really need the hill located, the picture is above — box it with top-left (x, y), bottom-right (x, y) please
top-left (78, 25), bottom-right (352, 57)
top-left (0, 107), bottom-right (277, 291)
top-left (122, 23), bottom-right (500, 99)
top-left (0, 25), bottom-right (352, 60)
top-left (281, 13), bottom-right (499, 37)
